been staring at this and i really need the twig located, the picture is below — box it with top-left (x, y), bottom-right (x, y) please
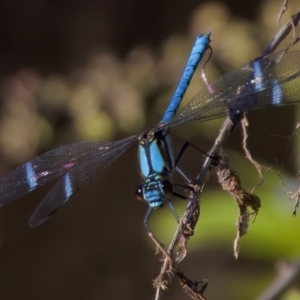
top-left (277, 0), bottom-right (288, 25)
top-left (263, 10), bottom-right (300, 57)
top-left (255, 259), bottom-right (300, 300)
top-left (154, 118), bottom-right (235, 300)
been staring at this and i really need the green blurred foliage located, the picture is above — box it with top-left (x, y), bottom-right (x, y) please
top-left (155, 151), bottom-right (300, 259)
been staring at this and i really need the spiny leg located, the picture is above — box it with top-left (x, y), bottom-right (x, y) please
top-left (144, 207), bottom-right (172, 261)
top-left (175, 141), bottom-right (220, 186)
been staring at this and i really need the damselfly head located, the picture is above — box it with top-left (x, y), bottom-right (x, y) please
top-left (135, 178), bottom-right (173, 209)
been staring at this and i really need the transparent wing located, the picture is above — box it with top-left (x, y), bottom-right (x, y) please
top-left (28, 135), bottom-right (137, 227)
top-left (159, 51), bottom-right (300, 129)
top-left (0, 136), bottom-right (137, 210)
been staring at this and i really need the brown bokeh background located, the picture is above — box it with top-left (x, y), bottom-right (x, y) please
top-left (0, 0), bottom-right (300, 299)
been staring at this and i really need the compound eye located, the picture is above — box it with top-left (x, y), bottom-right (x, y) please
top-left (135, 185), bottom-right (144, 201)
top-left (161, 179), bottom-right (173, 194)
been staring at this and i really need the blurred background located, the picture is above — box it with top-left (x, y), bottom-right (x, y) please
top-left (0, 0), bottom-right (300, 299)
